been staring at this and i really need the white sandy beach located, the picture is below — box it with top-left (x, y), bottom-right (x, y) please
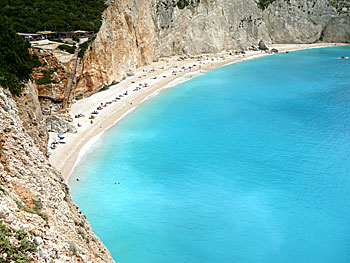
top-left (48, 43), bottom-right (347, 181)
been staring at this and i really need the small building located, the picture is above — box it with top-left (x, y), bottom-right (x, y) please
top-left (17, 33), bottom-right (44, 41)
top-left (73, 30), bottom-right (95, 38)
top-left (18, 31), bottom-right (96, 41)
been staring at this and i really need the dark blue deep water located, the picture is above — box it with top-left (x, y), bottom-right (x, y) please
top-left (69, 46), bottom-right (350, 263)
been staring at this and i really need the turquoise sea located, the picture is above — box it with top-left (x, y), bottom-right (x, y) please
top-left (69, 46), bottom-right (350, 263)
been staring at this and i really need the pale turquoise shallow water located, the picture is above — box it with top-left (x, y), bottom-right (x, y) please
top-left (69, 46), bottom-right (350, 263)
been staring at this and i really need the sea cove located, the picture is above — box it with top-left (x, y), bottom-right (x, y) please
top-left (69, 46), bottom-right (350, 263)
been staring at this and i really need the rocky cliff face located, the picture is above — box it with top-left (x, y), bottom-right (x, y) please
top-left (75, 0), bottom-right (159, 98)
top-left (0, 87), bottom-right (115, 262)
top-left (157, 0), bottom-right (271, 56)
top-left (14, 81), bottom-right (49, 155)
top-left (76, 0), bottom-right (349, 94)
top-left (263, 0), bottom-right (350, 43)
top-left (322, 13), bottom-right (350, 42)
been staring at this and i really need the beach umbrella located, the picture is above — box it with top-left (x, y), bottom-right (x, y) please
top-left (57, 133), bottom-right (63, 136)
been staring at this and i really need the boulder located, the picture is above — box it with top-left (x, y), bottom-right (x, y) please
top-left (45, 115), bottom-right (77, 133)
top-left (271, 48), bottom-right (279, 53)
top-left (258, 40), bottom-right (268, 50)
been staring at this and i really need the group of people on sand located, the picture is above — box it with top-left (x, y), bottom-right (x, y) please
top-left (74, 113), bottom-right (85, 118)
top-left (74, 90), bottom-right (135, 127)
top-left (49, 135), bottom-right (65, 151)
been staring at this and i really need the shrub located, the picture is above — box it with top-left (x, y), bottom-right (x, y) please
top-left (68, 241), bottom-right (78, 256)
top-left (0, 221), bottom-right (38, 262)
top-left (15, 199), bottom-right (49, 225)
top-left (31, 54), bottom-right (42, 68)
top-left (177, 0), bottom-right (191, 9)
top-left (0, 16), bottom-right (37, 95)
top-left (36, 70), bottom-right (57, 85)
top-left (53, 39), bottom-right (65, 43)
top-left (57, 44), bottom-right (76, 54)
top-left (72, 34), bottom-right (79, 42)
top-left (1, 0), bottom-right (107, 33)
top-left (78, 36), bottom-right (96, 58)
top-left (257, 0), bottom-right (276, 10)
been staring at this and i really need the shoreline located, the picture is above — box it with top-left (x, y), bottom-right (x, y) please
top-left (48, 43), bottom-right (348, 182)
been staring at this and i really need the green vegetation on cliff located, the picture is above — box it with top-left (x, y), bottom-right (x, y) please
top-left (78, 36), bottom-right (96, 58)
top-left (0, 16), bottom-right (39, 95)
top-left (257, 0), bottom-right (276, 10)
top-left (57, 44), bottom-right (76, 54)
top-left (1, 0), bottom-right (107, 33)
top-left (0, 221), bottom-right (38, 262)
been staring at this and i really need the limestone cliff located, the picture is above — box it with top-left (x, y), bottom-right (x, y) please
top-left (0, 87), bottom-right (115, 262)
top-left (76, 0), bottom-right (349, 95)
top-left (14, 81), bottom-right (49, 155)
top-left (263, 0), bottom-right (350, 43)
top-left (157, 0), bottom-right (271, 56)
top-left (75, 0), bottom-right (159, 98)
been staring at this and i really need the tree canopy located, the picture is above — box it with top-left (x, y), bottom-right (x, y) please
top-left (0, 0), bottom-right (107, 33)
top-left (0, 16), bottom-right (38, 95)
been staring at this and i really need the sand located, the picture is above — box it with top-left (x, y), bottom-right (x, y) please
top-left (48, 43), bottom-right (347, 182)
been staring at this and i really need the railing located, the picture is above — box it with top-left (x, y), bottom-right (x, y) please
top-left (64, 46), bottom-right (79, 109)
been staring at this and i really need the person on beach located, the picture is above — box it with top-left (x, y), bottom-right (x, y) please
top-left (90, 120), bottom-right (93, 124)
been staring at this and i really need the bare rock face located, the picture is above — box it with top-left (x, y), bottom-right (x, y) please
top-left (75, 0), bottom-right (159, 98)
top-left (263, 0), bottom-right (338, 43)
top-left (14, 81), bottom-right (49, 155)
top-left (258, 39), bottom-right (269, 50)
top-left (157, 0), bottom-right (271, 56)
top-left (0, 87), bottom-right (115, 262)
top-left (45, 115), bottom-right (77, 134)
top-left (321, 14), bottom-right (350, 42)
top-left (76, 0), bottom-right (349, 99)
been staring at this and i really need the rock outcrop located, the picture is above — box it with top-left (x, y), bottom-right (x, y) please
top-left (258, 39), bottom-right (269, 50)
top-left (45, 115), bottom-right (77, 134)
top-left (76, 0), bottom-right (349, 95)
top-left (157, 0), bottom-right (271, 56)
top-left (263, 0), bottom-right (346, 43)
top-left (321, 13), bottom-right (350, 42)
top-left (75, 0), bottom-right (159, 98)
top-left (14, 81), bottom-right (49, 155)
top-left (0, 87), bottom-right (115, 262)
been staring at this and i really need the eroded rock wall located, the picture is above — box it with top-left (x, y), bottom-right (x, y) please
top-left (76, 0), bottom-right (349, 95)
top-left (321, 13), bottom-right (350, 42)
top-left (263, 0), bottom-right (349, 43)
top-left (157, 0), bottom-right (271, 56)
top-left (75, 0), bottom-right (159, 98)
top-left (14, 81), bottom-right (49, 155)
top-left (0, 87), bottom-right (115, 262)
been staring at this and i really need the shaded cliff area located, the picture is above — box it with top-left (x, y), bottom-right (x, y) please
top-left (76, 0), bottom-right (350, 97)
top-left (0, 87), bottom-right (115, 262)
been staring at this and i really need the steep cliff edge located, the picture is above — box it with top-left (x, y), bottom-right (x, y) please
top-left (14, 81), bottom-right (49, 155)
top-left (0, 87), bottom-right (115, 262)
top-left (263, 0), bottom-right (350, 43)
top-left (75, 0), bottom-right (159, 98)
top-left (157, 0), bottom-right (271, 56)
top-left (76, 0), bottom-right (349, 95)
